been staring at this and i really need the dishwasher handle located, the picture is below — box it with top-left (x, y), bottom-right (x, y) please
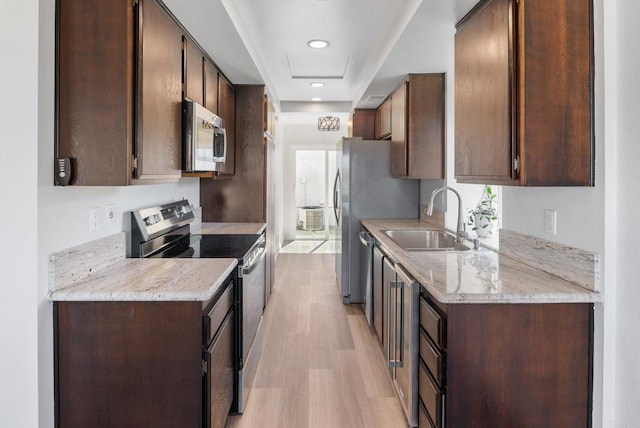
top-left (359, 230), bottom-right (373, 247)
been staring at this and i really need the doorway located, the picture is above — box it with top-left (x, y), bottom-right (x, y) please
top-left (282, 148), bottom-right (337, 253)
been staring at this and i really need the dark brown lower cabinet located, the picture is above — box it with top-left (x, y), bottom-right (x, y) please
top-left (55, 301), bottom-right (202, 427)
top-left (54, 278), bottom-right (235, 428)
top-left (419, 289), bottom-right (593, 427)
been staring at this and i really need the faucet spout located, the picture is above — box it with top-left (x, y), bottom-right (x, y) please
top-left (426, 186), bottom-right (465, 242)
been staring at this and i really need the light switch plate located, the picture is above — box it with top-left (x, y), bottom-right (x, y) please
top-left (544, 209), bottom-right (557, 235)
top-left (89, 207), bottom-right (101, 232)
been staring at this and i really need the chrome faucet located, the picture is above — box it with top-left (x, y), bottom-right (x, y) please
top-left (425, 186), bottom-right (465, 242)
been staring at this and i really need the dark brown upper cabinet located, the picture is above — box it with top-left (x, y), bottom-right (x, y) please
top-left (375, 98), bottom-right (392, 140)
top-left (57, 0), bottom-right (183, 185)
top-left (201, 85), bottom-right (268, 222)
top-left (351, 109), bottom-right (376, 140)
top-left (203, 59), bottom-right (219, 114)
top-left (454, 0), bottom-right (594, 186)
top-left (216, 74), bottom-right (236, 178)
top-left (183, 37), bottom-right (203, 105)
top-left (390, 74), bottom-right (445, 179)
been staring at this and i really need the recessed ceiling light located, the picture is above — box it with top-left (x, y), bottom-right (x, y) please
top-left (308, 39), bottom-right (329, 49)
top-left (311, 97), bottom-right (323, 102)
top-left (310, 82), bottom-right (325, 88)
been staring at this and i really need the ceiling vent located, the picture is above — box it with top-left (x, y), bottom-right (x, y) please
top-left (287, 55), bottom-right (350, 79)
top-left (366, 95), bottom-right (386, 102)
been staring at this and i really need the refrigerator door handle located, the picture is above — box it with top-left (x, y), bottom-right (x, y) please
top-left (333, 170), bottom-right (341, 225)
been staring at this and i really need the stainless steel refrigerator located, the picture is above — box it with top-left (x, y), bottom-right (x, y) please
top-left (333, 138), bottom-right (419, 321)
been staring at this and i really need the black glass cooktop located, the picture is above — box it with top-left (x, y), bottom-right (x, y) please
top-left (149, 234), bottom-right (260, 259)
top-left (197, 234), bottom-right (260, 259)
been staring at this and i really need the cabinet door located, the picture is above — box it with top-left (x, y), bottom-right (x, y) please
top-left (352, 109), bottom-right (376, 140)
top-left (216, 74), bottom-right (235, 177)
top-left (518, 0), bottom-right (593, 186)
top-left (374, 108), bottom-right (382, 139)
top-left (184, 37), bottom-right (204, 105)
top-left (379, 98), bottom-right (392, 139)
top-left (135, 0), bottom-right (183, 181)
top-left (55, 301), bottom-right (202, 427)
top-left (57, 0), bottom-right (134, 185)
top-left (205, 309), bottom-right (234, 428)
top-left (390, 82), bottom-right (408, 177)
top-left (373, 246), bottom-right (384, 344)
top-left (407, 74), bottom-right (445, 179)
top-left (454, 0), bottom-right (516, 183)
top-left (204, 59), bottom-right (219, 113)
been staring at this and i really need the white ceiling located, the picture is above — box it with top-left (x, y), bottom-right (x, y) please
top-left (163, 0), bottom-right (480, 112)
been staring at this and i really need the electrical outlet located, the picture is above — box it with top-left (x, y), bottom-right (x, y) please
top-left (105, 204), bottom-right (116, 228)
top-left (89, 207), bottom-right (101, 232)
top-left (544, 209), bottom-right (557, 235)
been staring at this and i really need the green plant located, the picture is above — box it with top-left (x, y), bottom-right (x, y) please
top-left (466, 186), bottom-right (498, 231)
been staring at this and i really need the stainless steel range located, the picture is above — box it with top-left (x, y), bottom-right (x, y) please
top-left (129, 199), bottom-right (265, 414)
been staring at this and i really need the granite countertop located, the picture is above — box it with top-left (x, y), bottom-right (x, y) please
top-left (48, 221), bottom-right (265, 302)
top-left (362, 219), bottom-right (601, 304)
top-left (49, 258), bottom-right (237, 302)
top-left (191, 222), bottom-right (266, 235)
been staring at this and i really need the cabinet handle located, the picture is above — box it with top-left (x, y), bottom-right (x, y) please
top-left (387, 280), bottom-right (403, 368)
top-left (397, 282), bottom-right (404, 368)
top-left (386, 281), bottom-right (392, 367)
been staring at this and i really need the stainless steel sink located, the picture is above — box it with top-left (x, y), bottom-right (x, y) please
top-left (383, 229), bottom-right (470, 251)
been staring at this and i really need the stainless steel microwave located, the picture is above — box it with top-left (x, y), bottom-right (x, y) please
top-left (183, 100), bottom-right (227, 172)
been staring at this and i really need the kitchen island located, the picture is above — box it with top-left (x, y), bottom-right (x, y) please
top-left (362, 218), bottom-right (600, 428)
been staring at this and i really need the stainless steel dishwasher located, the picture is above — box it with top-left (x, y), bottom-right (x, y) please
top-left (385, 260), bottom-right (419, 427)
top-left (359, 227), bottom-right (375, 325)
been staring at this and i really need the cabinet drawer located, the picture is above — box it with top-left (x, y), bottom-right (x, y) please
top-left (420, 297), bottom-right (445, 349)
top-left (420, 327), bottom-right (445, 387)
top-left (418, 398), bottom-right (436, 428)
top-left (203, 281), bottom-right (234, 345)
top-left (419, 359), bottom-right (443, 428)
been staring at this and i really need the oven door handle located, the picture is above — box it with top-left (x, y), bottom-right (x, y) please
top-left (242, 244), bottom-right (266, 276)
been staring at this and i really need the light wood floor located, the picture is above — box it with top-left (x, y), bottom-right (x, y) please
top-left (227, 253), bottom-right (407, 428)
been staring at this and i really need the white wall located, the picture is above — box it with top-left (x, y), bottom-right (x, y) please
top-left (614, 0), bottom-right (640, 425)
top-left (0, 1), bottom-right (40, 427)
top-left (34, 1), bottom-right (201, 426)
